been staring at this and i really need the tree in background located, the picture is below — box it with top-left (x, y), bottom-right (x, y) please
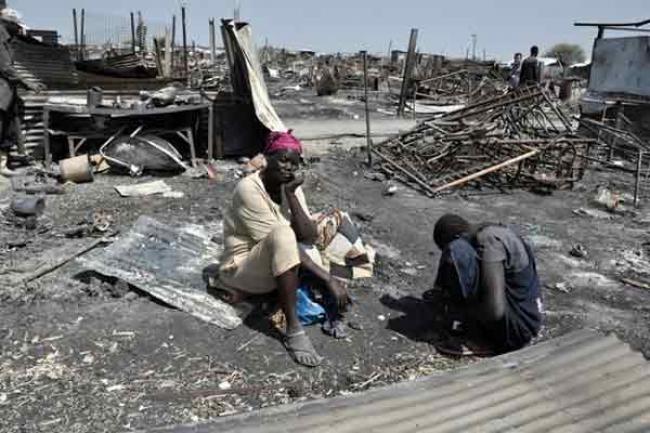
top-left (544, 43), bottom-right (586, 66)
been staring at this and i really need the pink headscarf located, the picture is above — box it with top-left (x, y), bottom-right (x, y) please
top-left (264, 130), bottom-right (303, 155)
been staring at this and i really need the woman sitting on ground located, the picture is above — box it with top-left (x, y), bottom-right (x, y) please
top-left (215, 131), bottom-right (351, 367)
top-left (432, 214), bottom-right (543, 355)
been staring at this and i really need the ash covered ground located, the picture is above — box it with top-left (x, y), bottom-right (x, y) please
top-left (1, 107), bottom-right (650, 432)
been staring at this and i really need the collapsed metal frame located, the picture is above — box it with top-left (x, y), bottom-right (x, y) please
top-left (374, 85), bottom-right (586, 196)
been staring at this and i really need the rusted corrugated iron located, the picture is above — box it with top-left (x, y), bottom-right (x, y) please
top-left (149, 329), bottom-right (650, 433)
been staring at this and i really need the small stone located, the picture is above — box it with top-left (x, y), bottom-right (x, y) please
top-left (218, 381), bottom-right (232, 391)
top-left (383, 182), bottom-right (398, 196)
top-left (123, 291), bottom-right (138, 301)
top-left (377, 315), bottom-right (386, 321)
top-left (348, 320), bottom-right (364, 331)
top-left (569, 244), bottom-right (588, 259)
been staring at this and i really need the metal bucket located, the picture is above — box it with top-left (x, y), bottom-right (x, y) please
top-left (87, 86), bottom-right (103, 108)
top-left (59, 154), bottom-right (94, 183)
top-left (11, 196), bottom-right (45, 217)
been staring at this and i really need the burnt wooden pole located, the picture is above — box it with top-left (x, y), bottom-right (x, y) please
top-left (72, 9), bottom-right (79, 60)
top-left (209, 18), bottom-right (216, 65)
top-left (635, 149), bottom-right (643, 207)
top-left (130, 12), bottom-right (136, 53)
top-left (171, 15), bottom-right (176, 72)
top-left (181, 6), bottom-right (188, 78)
top-left (361, 50), bottom-right (372, 166)
top-left (397, 28), bottom-right (418, 117)
top-left (137, 11), bottom-right (144, 52)
top-left (79, 8), bottom-right (85, 61)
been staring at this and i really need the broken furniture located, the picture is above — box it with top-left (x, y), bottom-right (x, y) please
top-left (42, 103), bottom-right (211, 168)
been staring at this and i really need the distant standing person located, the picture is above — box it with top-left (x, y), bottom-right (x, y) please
top-left (508, 52), bottom-right (522, 90)
top-left (519, 45), bottom-right (542, 86)
top-left (431, 214), bottom-right (543, 355)
top-left (0, 9), bottom-right (43, 177)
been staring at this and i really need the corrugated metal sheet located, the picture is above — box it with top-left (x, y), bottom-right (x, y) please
top-left (78, 215), bottom-right (242, 330)
top-left (150, 329), bottom-right (650, 433)
top-left (589, 36), bottom-right (650, 100)
top-left (11, 37), bottom-right (78, 88)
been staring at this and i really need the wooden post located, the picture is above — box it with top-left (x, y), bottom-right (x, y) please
top-left (361, 50), bottom-right (372, 166)
top-left (72, 9), bottom-right (79, 61)
top-left (171, 15), bottom-right (176, 71)
top-left (130, 12), bottom-right (136, 53)
top-left (208, 103), bottom-right (214, 161)
top-left (635, 149), bottom-right (643, 207)
top-left (181, 6), bottom-right (188, 78)
top-left (153, 38), bottom-right (163, 76)
top-left (163, 27), bottom-right (172, 77)
top-left (209, 19), bottom-right (216, 65)
top-left (79, 9), bottom-right (85, 61)
top-left (137, 11), bottom-right (144, 52)
top-left (397, 28), bottom-right (418, 117)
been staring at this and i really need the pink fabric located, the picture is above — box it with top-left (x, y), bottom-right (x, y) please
top-left (264, 130), bottom-right (303, 155)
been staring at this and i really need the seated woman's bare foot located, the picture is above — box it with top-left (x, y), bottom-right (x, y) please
top-left (284, 329), bottom-right (323, 367)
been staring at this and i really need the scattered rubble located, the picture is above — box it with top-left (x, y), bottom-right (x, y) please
top-left (373, 85), bottom-right (589, 195)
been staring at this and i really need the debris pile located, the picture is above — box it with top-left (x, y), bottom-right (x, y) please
top-left (577, 114), bottom-right (650, 206)
top-left (414, 64), bottom-right (506, 106)
top-left (373, 85), bottom-right (591, 195)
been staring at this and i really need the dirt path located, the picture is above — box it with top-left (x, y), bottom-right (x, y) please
top-left (1, 118), bottom-right (650, 432)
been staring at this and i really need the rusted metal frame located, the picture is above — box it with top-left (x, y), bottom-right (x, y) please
top-left (442, 90), bottom-right (543, 122)
top-left (439, 86), bottom-right (541, 120)
top-left (418, 70), bottom-right (469, 86)
top-left (539, 87), bottom-right (573, 131)
top-left (529, 107), bottom-right (553, 135)
top-left (372, 148), bottom-right (436, 196)
top-left (532, 105), bottom-right (562, 134)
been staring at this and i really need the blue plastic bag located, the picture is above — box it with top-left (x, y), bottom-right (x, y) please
top-left (296, 286), bottom-right (326, 326)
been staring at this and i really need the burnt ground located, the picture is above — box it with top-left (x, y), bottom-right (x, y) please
top-left (1, 116), bottom-right (650, 432)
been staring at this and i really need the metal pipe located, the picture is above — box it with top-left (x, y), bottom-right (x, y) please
top-left (361, 50), bottom-right (372, 166)
top-left (574, 19), bottom-right (650, 28)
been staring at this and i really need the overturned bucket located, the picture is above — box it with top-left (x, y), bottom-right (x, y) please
top-left (59, 154), bottom-right (94, 183)
top-left (11, 196), bottom-right (45, 217)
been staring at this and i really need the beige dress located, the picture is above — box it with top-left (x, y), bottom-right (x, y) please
top-left (219, 172), bottom-right (310, 294)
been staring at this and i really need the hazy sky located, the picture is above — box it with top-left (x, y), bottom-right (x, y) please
top-left (11, 0), bottom-right (650, 60)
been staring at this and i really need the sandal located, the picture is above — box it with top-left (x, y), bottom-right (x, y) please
top-left (284, 330), bottom-right (323, 367)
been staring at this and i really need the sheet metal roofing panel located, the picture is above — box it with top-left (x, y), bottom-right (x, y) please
top-left (150, 329), bottom-right (650, 433)
top-left (11, 38), bottom-right (78, 88)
